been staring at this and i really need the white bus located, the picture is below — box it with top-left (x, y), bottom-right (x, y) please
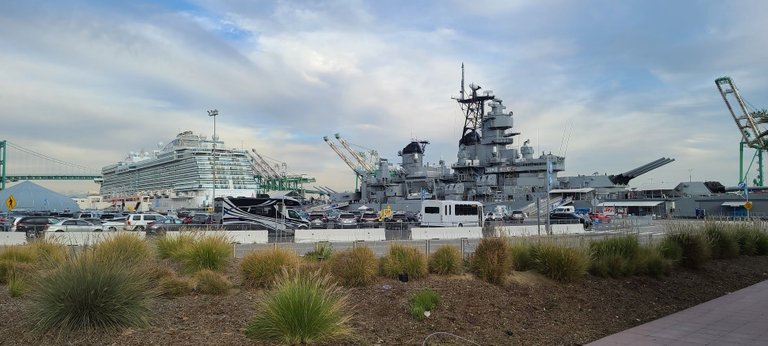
top-left (420, 200), bottom-right (484, 227)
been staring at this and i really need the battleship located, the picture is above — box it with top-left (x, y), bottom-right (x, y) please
top-left (327, 67), bottom-right (678, 216)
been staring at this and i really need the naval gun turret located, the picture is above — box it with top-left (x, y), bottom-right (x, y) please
top-left (608, 157), bottom-right (676, 185)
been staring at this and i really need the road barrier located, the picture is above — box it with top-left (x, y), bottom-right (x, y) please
top-left (410, 226), bottom-right (483, 240)
top-left (294, 228), bottom-right (386, 243)
top-left (163, 230), bottom-right (268, 244)
top-left (0, 232), bottom-right (27, 246)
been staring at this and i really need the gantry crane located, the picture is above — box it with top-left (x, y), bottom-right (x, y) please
top-left (715, 76), bottom-right (768, 186)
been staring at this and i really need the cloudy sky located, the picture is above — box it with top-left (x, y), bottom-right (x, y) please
top-left (2, 0), bottom-right (768, 196)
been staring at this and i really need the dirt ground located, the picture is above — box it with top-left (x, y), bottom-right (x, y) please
top-left (1, 256), bottom-right (767, 346)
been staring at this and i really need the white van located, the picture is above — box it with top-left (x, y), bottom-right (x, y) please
top-left (124, 213), bottom-right (165, 231)
top-left (552, 206), bottom-right (575, 213)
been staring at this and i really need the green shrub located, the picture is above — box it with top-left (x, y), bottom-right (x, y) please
top-left (181, 233), bottom-right (233, 273)
top-left (509, 243), bottom-right (535, 271)
top-left (145, 265), bottom-right (176, 286)
top-left (704, 223), bottom-right (739, 259)
top-left (380, 244), bottom-right (428, 281)
top-left (159, 275), bottom-right (196, 297)
top-left (304, 243), bottom-right (333, 261)
top-left (28, 250), bottom-right (154, 332)
top-left (756, 231), bottom-right (768, 255)
top-left (28, 239), bottom-right (67, 266)
top-left (246, 269), bottom-right (351, 344)
top-left (195, 269), bottom-right (231, 295)
top-left (588, 236), bottom-right (640, 277)
top-left (469, 238), bottom-right (511, 285)
top-left (636, 248), bottom-right (673, 279)
top-left (663, 232), bottom-right (710, 269)
top-left (659, 237), bottom-right (683, 261)
top-left (532, 244), bottom-right (588, 282)
top-left (0, 245), bottom-right (36, 264)
top-left (329, 246), bottom-right (378, 287)
top-left (409, 289), bottom-right (440, 321)
top-left (8, 274), bottom-right (26, 298)
top-left (240, 247), bottom-right (300, 288)
top-left (155, 233), bottom-right (196, 260)
top-left (428, 245), bottom-right (463, 275)
top-left (94, 233), bottom-right (152, 266)
top-left (733, 227), bottom-right (765, 256)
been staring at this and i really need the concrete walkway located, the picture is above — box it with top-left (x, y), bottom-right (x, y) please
top-left (589, 279), bottom-right (768, 345)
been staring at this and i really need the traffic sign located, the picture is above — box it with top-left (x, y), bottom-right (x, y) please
top-left (745, 201), bottom-right (753, 210)
top-left (5, 195), bottom-right (16, 211)
top-left (738, 181), bottom-right (746, 189)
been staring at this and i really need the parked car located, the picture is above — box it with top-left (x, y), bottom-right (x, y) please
top-left (124, 213), bottom-right (165, 231)
top-left (47, 219), bottom-right (103, 232)
top-left (550, 212), bottom-right (593, 229)
top-left (358, 212), bottom-right (380, 228)
top-left (588, 212), bottom-right (611, 223)
top-left (101, 217), bottom-right (127, 231)
top-left (334, 213), bottom-right (358, 229)
top-left (189, 213), bottom-right (215, 225)
top-left (308, 212), bottom-right (328, 228)
top-left (146, 217), bottom-right (186, 236)
top-left (14, 216), bottom-right (61, 238)
top-left (507, 210), bottom-right (526, 223)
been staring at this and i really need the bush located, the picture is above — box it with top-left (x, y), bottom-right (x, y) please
top-left (159, 275), bottom-right (196, 297)
top-left (509, 243), bottom-right (535, 271)
top-left (304, 243), bottom-right (333, 261)
top-left (8, 273), bottom-right (27, 298)
top-left (94, 233), bottom-right (152, 266)
top-left (28, 250), bottom-right (154, 332)
top-left (704, 223), bottom-right (739, 259)
top-left (28, 239), bottom-right (67, 266)
top-left (181, 233), bottom-right (233, 273)
top-left (409, 289), bottom-right (440, 321)
top-left (380, 244), bottom-right (428, 281)
top-left (469, 238), bottom-right (511, 285)
top-left (329, 246), bottom-right (378, 287)
top-left (532, 244), bottom-right (588, 282)
top-left (145, 265), bottom-right (177, 286)
top-left (155, 233), bottom-right (196, 260)
top-left (636, 248), bottom-right (673, 279)
top-left (662, 232), bottom-right (710, 269)
top-left (195, 269), bottom-right (231, 295)
top-left (0, 245), bottom-right (36, 264)
top-left (659, 237), bottom-right (683, 261)
top-left (733, 227), bottom-right (767, 256)
top-left (588, 236), bottom-right (640, 278)
top-left (246, 269), bottom-right (351, 344)
top-left (428, 245), bottom-right (463, 275)
top-left (240, 247), bottom-right (300, 288)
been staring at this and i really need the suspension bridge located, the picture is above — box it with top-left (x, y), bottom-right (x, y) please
top-left (0, 140), bottom-right (103, 190)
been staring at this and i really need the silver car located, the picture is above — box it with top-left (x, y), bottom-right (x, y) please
top-left (47, 219), bottom-right (103, 232)
top-left (334, 213), bottom-right (358, 229)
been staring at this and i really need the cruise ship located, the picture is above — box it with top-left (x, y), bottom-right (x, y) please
top-left (100, 131), bottom-right (260, 211)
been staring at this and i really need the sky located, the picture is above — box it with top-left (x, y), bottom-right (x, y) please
top-left (2, 0), bottom-right (768, 196)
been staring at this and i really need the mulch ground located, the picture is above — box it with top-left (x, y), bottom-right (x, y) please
top-left (1, 256), bottom-right (767, 345)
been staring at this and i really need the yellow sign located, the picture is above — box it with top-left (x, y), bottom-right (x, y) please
top-left (5, 195), bottom-right (16, 211)
top-left (745, 201), bottom-right (753, 210)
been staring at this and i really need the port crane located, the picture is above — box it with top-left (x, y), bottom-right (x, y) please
top-left (715, 77), bottom-right (768, 186)
top-left (334, 133), bottom-right (376, 173)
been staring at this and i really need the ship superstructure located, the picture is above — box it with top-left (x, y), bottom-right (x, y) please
top-left (331, 69), bottom-right (566, 212)
top-left (100, 131), bottom-right (259, 211)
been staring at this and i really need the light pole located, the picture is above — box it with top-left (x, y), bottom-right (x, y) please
top-left (208, 109), bottom-right (218, 211)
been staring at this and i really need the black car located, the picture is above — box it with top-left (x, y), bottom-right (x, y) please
top-left (358, 212), bottom-right (380, 228)
top-left (146, 217), bottom-right (186, 236)
top-left (14, 216), bottom-right (61, 238)
top-left (189, 213), bottom-right (215, 224)
top-left (549, 212), bottom-right (593, 229)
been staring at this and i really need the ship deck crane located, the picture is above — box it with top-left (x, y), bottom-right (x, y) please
top-left (323, 136), bottom-right (364, 176)
top-left (252, 149), bottom-right (283, 178)
top-left (715, 77), bottom-right (768, 186)
top-left (334, 133), bottom-right (375, 173)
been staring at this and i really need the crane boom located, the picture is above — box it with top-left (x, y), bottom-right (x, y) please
top-left (715, 77), bottom-right (768, 150)
top-left (246, 151), bottom-right (273, 178)
top-left (324, 136), bottom-right (363, 175)
top-left (334, 133), bottom-right (374, 172)
top-left (251, 149), bottom-right (282, 178)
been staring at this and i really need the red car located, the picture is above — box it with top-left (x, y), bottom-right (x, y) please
top-left (589, 212), bottom-right (611, 223)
